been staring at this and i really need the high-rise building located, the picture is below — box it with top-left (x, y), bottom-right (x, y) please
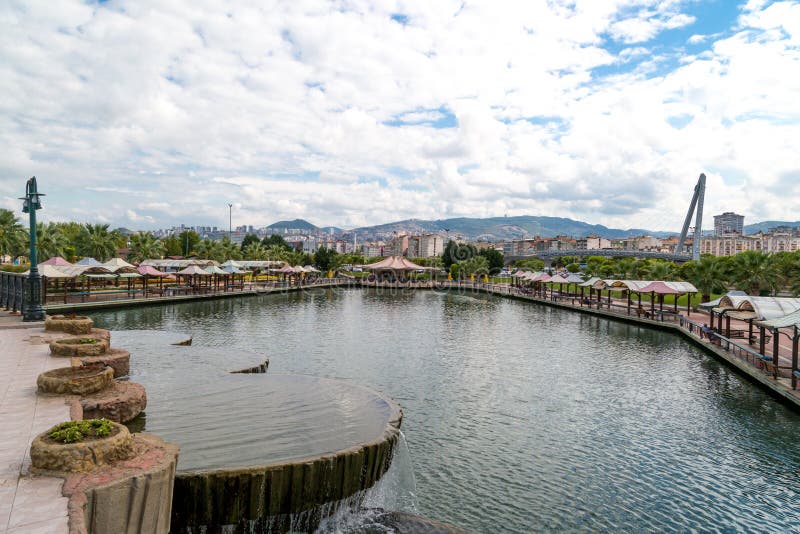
top-left (714, 212), bottom-right (744, 236)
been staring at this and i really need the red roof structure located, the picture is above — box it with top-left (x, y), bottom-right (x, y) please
top-left (137, 265), bottom-right (170, 277)
top-left (638, 281), bottom-right (681, 294)
top-left (40, 256), bottom-right (72, 266)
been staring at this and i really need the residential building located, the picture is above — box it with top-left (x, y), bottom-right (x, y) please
top-left (576, 235), bottom-right (611, 250)
top-left (714, 212), bottom-right (744, 236)
top-left (407, 234), bottom-right (444, 258)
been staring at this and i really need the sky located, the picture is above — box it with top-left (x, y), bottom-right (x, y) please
top-left (1, 0), bottom-right (798, 232)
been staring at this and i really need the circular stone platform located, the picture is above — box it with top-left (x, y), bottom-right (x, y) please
top-left (37, 366), bottom-right (114, 396)
top-left (81, 348), bottom-right (130, 378)
top-left (79, 381), bottom-right (147, 423)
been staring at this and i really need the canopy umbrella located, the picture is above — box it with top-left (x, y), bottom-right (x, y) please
top-left (40, 256), bottom-right (72, 266)
top-left (204, 265), bottom-right (228, 275)
top-left (24, 264), bottom-right (72, 278)
top-left (104, 257), bottom-right (136, 273)
top-left (221, 259), bottom-right (244, 268)
top-left (76, 257), bottom-right (102, 266)
top-left (176, 265), bottom-right (211, 276)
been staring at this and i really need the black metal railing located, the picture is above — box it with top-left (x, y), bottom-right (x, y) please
top-left (0, 271), bottom-right (28, 314)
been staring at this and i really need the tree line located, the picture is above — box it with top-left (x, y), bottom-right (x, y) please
top-left (515, 251), bottom-right (800, 301)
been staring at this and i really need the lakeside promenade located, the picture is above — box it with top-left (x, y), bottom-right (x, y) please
top-left (0, 312), bottom-right (70, 533)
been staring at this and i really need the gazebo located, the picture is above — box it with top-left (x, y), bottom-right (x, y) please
top-left (137, 265), bottom-right (171, 295)
top-left (176, 264), bottom-right (211, 292)
top-left (363, 256), bottom-right (431, 282)
top-left (40, 256), bottom-right (72, 266)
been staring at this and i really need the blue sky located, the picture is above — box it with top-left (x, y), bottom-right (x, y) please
top-left (1, 0), bottom-right (798, 232)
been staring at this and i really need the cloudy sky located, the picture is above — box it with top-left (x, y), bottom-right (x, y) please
top-left (1, 0), bottom-right (798, 232)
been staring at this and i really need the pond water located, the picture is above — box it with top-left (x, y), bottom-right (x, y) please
top-left (90, 288), bottom-right (800, 532)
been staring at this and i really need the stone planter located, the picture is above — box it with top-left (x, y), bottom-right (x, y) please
top-left (49, 337), bottom-right (109, 357)
top-left (37, 366), bottom-right (114, 396)
top-left (80, 381), bottom-right (147, 423)
top-left (30, 421), bottom-right (133, 472)
top-left (45, 314), bottom-right (94, 335)
top-left (81, 348), bottom-right (131, 378)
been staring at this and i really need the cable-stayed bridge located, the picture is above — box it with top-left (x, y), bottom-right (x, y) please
top-left (504, 174), bottom-right (706, 265)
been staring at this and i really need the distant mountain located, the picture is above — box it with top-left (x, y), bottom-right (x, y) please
top-left (744, 221), bottom-right (800, 234)
top-left (266, 219), bottom-right (318, 231)
top-left (349, 216), bottom-right (676, 241)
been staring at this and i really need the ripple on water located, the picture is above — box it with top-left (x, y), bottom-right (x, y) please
top-left (90, 289), bottom-right (800, 532)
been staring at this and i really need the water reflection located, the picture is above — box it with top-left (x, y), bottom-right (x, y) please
top-left (90, 289), bottom-right (800, 532)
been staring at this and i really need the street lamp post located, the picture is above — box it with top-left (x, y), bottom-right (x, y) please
top-left (19, 177), bottom-right (45, 321)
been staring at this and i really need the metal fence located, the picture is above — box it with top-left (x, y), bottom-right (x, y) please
top-left (0, 271), bottom-right (28, 314)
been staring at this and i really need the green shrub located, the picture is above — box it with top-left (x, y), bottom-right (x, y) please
top-left (49, 419), bottom-right (113, 443)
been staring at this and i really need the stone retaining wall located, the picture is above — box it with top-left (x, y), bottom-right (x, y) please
top-left (171, 397), bottom-right (402, 533)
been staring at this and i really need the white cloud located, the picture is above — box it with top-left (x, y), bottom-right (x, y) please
top-left (0, 0), bottom-right (798, 233)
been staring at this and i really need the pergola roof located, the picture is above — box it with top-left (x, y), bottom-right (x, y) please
top-left (40, 256), bottom-right (72, 266)
top-left (137, 265), bottom-right (170, 277)
top-left (596, 280), bottom-right (698, 293)
top-left (103, 258), bottom-right (138, 274)
top-left (760, 309), bottom-right (800, 329)
top-left (364, 256), bottom-right (431, 271)
top-left (176, 265), bottom-right (211, 276)
top-left (638, 281), bottom-right (681, 294)
top-left (717, 296), bottom-right (800, 321)
top-left (141, 259), bottom-right (219, 269)
top-left (75, 257), bottom-right (102, 266)
top-left (58, 265), bottom-right (113, 277)
top-left (579, 277), bottom-right (601, 287)
top-left (698, 291), bottom-right (748, 309)
top-left (26, 265), bottom-right (73, 278)
top-left (548, 274), bottom-right (570, 284)
top-left (204, 265), bottom-right (228, 275)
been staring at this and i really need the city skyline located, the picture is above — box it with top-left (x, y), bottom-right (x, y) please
top-left (2, 0), bottom-right (799, 231)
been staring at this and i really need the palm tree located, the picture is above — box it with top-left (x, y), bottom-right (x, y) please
top-left (128, 232), bottom-right (165, 263)
top-left (458, 256), bottom-right (489, 278)
top-left (243, 242), bottom-right (268, 260)
top-left (681, 255), bottom-right (728, 303)
top-left (284, 249), bottom-right (306, 266)
top-left (0, 209), bottom-right (26, 261)
top-left (647, 261), bottom-right (675, 281)
top-left (219, 237), bottom-right (241, 261)
top-left (36, 222), bottom-right (70, 261)
top-left (729, 250), bottom-right (780, 295)
top-left (266, 244), bottom-right (288, 262)
top-left (615, 258), bottom-right (636, 279)
top-left (78, 224), bottom-right (117, 261)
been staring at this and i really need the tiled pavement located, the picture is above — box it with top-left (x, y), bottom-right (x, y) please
top-left (0, 322), bottom-right (70, 533)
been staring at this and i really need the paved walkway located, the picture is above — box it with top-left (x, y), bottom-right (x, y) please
top-left (0, 314), bottom-right (70, 533)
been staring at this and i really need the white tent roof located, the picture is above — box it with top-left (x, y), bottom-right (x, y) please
top-left (103, 258), bottom-right (136, 272)
top-left (176, 265), bottom-right (211, 276)
top-left (716, 296), bottom-right (800, 321)
top-left (25, 265), bottom-right (73, 278)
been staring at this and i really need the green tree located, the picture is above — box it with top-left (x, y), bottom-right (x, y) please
top-left (162, 235), bottom-right (182, 257)
top-left (284, 249), bottom-right (308, 266)
top-left (442, 241), bottom-right (476, 269)
top-left (243, 242), bottom-right (268, 260)
top-left (680, 255), bottom-right (728, 303)
top-left (0, 209), bottom-right (26, 261)
top-left (314, 247), bottom-right (339, 272)
top-left (458, 256), bottom-right (489, 278)
top-left (128, 232), bottom-right (165, 262)
top-left (36, 222), bottom-right (69, 261)
top-left (729, 250), bottom-right (780, 295)
top-left (266, 244), bottom-right (288, 262)
top-left (513, 258), bottom-right (545, 271)
top-left (240, 234), bottom-right (261, 251)
top-left (77, 224), bottom-right (117, 261)
top-left (647, 261), bottom-right (676, 281)
top-left (262, 234), bottom-right (290, 250)
top-left (178, 230), bottom-right (200, 257)
top-left (478, 248), bottom-right (504, 274)
top-left (566, 263), bottom-right (581, 273)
